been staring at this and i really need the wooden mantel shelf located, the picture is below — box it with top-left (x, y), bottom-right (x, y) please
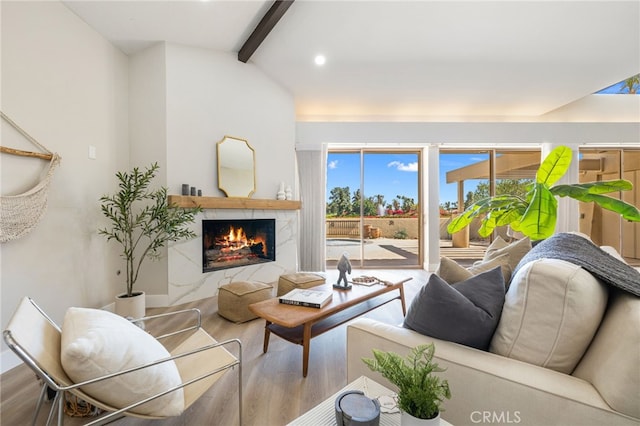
top-left (168, 195), bottom-right (301, 210)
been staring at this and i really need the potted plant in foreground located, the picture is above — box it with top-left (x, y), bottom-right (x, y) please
top-left (363, 344), bottom-right (451, 425)
top-left (448, 145), bottom-right (640, 241)
top-left (99, 163), bottom-right (202, 318)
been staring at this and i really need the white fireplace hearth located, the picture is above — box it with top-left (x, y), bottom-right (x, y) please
top-left (168, 208), bottom-right (298, 306)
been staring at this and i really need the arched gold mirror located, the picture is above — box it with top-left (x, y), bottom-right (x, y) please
top-left (217, 136), bottom-right (256, 198)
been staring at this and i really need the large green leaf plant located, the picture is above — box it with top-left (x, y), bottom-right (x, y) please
top-left (448, 146), bottom-right (640, 241)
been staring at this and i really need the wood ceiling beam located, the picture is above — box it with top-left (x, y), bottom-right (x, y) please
top-left (238, 0), bottom-right (294, 63)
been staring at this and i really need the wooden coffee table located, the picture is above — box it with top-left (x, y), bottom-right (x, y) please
top-left (248, 277), bottom-right (411, 377)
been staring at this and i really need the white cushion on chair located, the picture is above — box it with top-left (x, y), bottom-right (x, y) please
top-left (61, 307), bottom-right (184, 417)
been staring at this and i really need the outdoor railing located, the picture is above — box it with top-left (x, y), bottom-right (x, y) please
top-left (326, 219), bottom-right (361, 237)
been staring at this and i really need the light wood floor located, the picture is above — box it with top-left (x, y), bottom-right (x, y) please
top-left (0, 269), bottom-right (430, 426)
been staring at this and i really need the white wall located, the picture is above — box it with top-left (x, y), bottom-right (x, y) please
top-left (295, 122), bottom-right (640, 148)
top-left (541, 94), bottom-right (640, 122)
top-left (163, 43), bottom-right (296, 200)
top-left (1, 1), bottom-right (129, 369)
top-left (127, 43), bottom-right (168, 298)
top-left (129, 43), bottom-right (297, 305)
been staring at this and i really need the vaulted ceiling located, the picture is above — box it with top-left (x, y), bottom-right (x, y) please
top-left (63, 0), bottom-right (640, 120)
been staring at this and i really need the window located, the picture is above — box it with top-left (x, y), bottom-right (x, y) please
top-left (326, 150), bottom-right (421, 268)
top-left (439, 149), bottom-right (540, 263)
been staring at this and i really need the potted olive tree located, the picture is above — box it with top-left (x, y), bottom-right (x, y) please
top-left (99, 163), bottom-right (201, 318)
top-left (448, 146), bottom-right (640, 241)
top-left (363, 344), bottom-right (451, 425)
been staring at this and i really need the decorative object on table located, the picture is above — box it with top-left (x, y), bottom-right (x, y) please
top-left (190, 186), bottom-right (196, 196)
top-left (277, 181), bottom-right (286, 200)
top-left (181, 184), bottom-right (189, 195)
top-left (197, 189), bottom-right (202, 196)
top-left (217, 135), bottom-right (256, 198)
top-left (285, 185), bottom-right (293, 200)
top-left (99, 163), bottom-right (202, 318)
top-left (279, 288), bottom-right (333, 308)
top-left (363, 344), bottom-right (451, 425)
top-left (377, 394), bottom-right (400, 414)
top-left (448, 145), bottom-right (640, 241)
top-left (0, 111), bottom-right (62, 243)
top-left (335, 253), bottom-right (352, 290)
top-left (335, 390), bottom-right (381, 426)
top-left (352, 276), bottom-right (379, 286)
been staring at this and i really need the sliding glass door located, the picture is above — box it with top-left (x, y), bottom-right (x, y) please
top-left (579, 148), bottom-right (640, 266)
top-left (439, 149), bottom-right (540, 264)
top-left (326, 150), bottom-right (421, 269)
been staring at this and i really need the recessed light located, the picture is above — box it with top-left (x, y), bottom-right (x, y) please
top-left (314, 55), bottom-right (326, 66)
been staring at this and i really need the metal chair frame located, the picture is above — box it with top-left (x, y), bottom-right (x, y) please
top-left (3, 297), bottom-right (242, 426)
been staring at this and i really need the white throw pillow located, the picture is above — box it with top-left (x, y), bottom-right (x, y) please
top-left (483, 236), bottom-right (532, 271)
top-left (489, 259), bottom-right (608, 374)
top-left (437, 254), bottom-right (512, 285)
top-left (61, 307), bottom-right (184, 416)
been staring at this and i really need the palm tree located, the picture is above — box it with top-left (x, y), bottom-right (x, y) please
top-left (620, 74), bottom-right (639, 94)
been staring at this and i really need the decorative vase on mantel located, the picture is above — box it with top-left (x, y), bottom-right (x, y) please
top-left (401, 411), bottom-right (441, 426)
top-left (115, 291), bottom-right (145, 320)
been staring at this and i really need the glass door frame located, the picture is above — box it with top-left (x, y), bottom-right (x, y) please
top-left (326, 148), bottom-right (423, 269)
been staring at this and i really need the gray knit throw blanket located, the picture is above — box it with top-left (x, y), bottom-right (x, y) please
top-left (514, 233), bottom-right (640, 297)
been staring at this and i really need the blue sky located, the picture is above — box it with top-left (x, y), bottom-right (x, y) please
top-left (439, 153), bottom-right (487, 205)
top-left (596, 80), bottom-right (638, 94)
top-left (326, 152), bottom-right (483, 206)
top-left (326, 152), bottom-right (418, 206)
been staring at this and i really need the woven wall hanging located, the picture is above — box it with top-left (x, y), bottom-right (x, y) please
top-left (1, 111), bottom-right (61, 243)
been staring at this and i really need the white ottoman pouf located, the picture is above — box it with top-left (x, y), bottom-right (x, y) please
top-left (277, 272), bottom-right (326, 297)
top-left (218, 281), bottom-right (273, 323)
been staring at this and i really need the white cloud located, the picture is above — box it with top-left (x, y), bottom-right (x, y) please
top-left (387, 161), bottom-right (418, 172)
top-left (328, 160), bottom-right (338, 169)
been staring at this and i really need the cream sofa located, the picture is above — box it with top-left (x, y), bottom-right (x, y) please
top-left (347, 255), bottom-right (640, 425)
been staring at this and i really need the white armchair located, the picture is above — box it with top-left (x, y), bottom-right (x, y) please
top-left (3, 297), bottom-right (242, 426)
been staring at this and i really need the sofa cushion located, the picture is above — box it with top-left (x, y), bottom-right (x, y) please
top-left (437, 254), bottom-right (512, 285)
top-left (490, 258), bottom-right (608, 374)
top-left (573, 288), bottom-right (640, 419)
top-left (483, 236), bottom-right (532, 271)
top-left (403, 267), bottom-right (505, 350)
top-left (61, 307), bottom-right (184, 416)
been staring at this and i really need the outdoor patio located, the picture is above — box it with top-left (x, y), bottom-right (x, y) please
top-left (326, 238), bottom-right (489, 268)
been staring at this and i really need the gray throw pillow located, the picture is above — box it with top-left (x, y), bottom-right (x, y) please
top-left (403, 267), bottom-right (505, 350)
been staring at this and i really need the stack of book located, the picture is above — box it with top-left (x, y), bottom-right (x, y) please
top-left (279, 288), bottom-right (333, 308)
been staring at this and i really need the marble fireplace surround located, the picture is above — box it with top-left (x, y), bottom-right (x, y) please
top-left (167, 198), bottom-right (300, 306)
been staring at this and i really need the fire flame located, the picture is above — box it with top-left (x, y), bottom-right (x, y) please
top-left (228, 226), bottom-right (246, 242)
top-left (218, 226), bottom-right (267, 255)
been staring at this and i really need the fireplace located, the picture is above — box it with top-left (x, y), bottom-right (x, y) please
top-left (202, 219), bottom-right (276, 272)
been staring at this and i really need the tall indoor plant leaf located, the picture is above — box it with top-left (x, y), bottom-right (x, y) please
top-left (447, 146), bottom-right (640, 240)
top-left (536, 145), bottom-right (572, 186)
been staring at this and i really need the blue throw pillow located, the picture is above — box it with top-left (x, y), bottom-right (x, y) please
top-left (403, 266), bottom-right (505, 350)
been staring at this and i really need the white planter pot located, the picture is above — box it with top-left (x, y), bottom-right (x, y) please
top-left (401, 411), bottom-right (440, 426)
top-left (115, 291), bottom-right (146, 319)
